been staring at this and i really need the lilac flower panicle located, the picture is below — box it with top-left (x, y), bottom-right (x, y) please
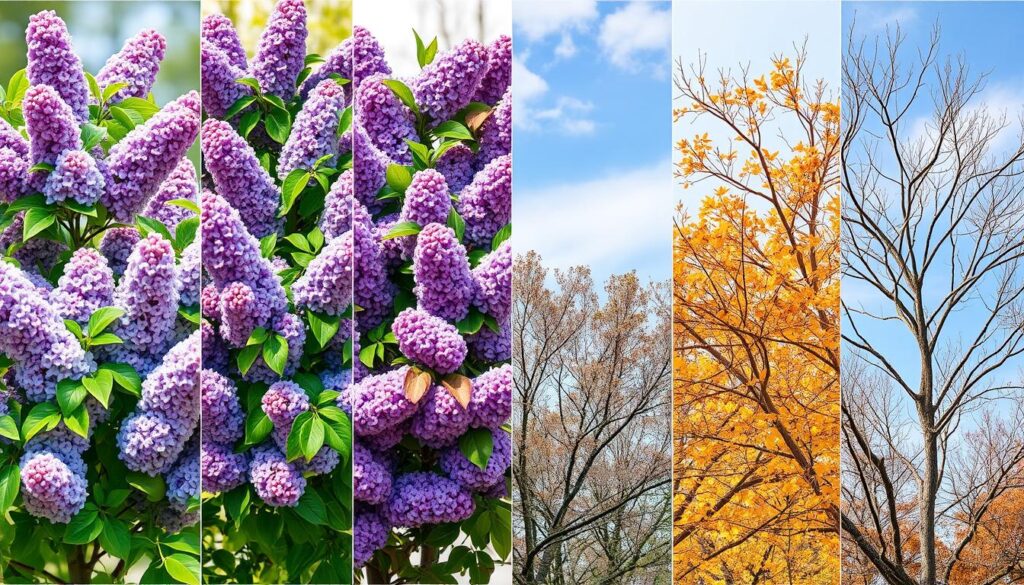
top-left (201, 14), bottom-right (247, 69)
top-left (99, 227), bottom-right (140, 276)
top-left (354, 508), bottom-right (390, 568)
top-left (136, 332), bottom-right (201, 432)
top-left (412, 224), bottom-right (476, 322)
top-left (292, 231), bottom-right (353, 316)
top-left (399, 170), bottom-right (451, 255)
top-left (278, 79), bottom-right (347, 179)
top-left (353, 207), bottom-right (394, 331)
top-left (22, 84), bottom-right (82, 187)
top-left (201, 319), bottom-right (230, 375)
top-left (473, 241), bottom-right (512, 321)
top-left (19, 450), bottom-right (87, 523)
top-left (201, 440), bottom-right (249, 494)
top-left (353, 124), bottom-right (390, 215)
top-left (143, 158), bottom-right (198, 231)
top-left (251, 0), bottom-right (308, 100)
top-left (165, 447), bottom-right (199, 508)
top-left (117, 411), bottom-right (186, 475)
top-left (477, 89), bottom-right (511, 167)
top-left (218, 281), bottom-right (265, 347)
top-left (413, 39), bottom-right (489, 122)
top-left (409, 384), bottom-right (471, 448)
top-left (0, 148), bottom-right (30, 202)
top-left (0, 118), bottom-right (28, 158)
top-left (356, 74), bottom-right (417, 163)
top-left (96, 29), bottom-right (167, 102)
top-left (434, 143), bottom-right (475, 195)
top-left (350, 367), bottom-right (419, 437)
top-left (114, 235), bottom-right (179, 355)
top-left (473, 35), bottom-right (512, 105)
top-left (0, 214), bottom-right (66, 275)
top-left (104, 91), bottom-right (201, 222)
top-left (50, 247), bottom-right (115, 323)
top-left (177, 242), bottom-right (201, 307)
top-left (441, 428), bottom-right (510, 491)
top-left (351, 26), bottom-right (391, 86)
top-left (300, 42), bottom-right (352, 100)
top-left (249, 445), bottom-right (306, 507)
top-left (468, 364), bottom-right (512, 430)
top-left (201, 41), bottom-right (251, 119)
top-left (373, 214), bottom-right (404, 270)
top-left (459, 154), bottom-right (511, 247)
top-left (468, 316), bottom-right (511, 363)
top-left (262, 381), bottom-right (309, 449)
top-left (353, 442), bottom-right (391, 505)
top-left (383, 472), bottom-right (475, 528)
top-left (392, 308), bottom-right (467, 375)
top-left (25, 11), bottom-right (89, 122)
top-left (297, 447), bottom-right (339, 476)
top-left (319, 169), bottom-right (355, 240)
top-left (44, 149), bottom-right (104, 205)
top-left (201, 369), bottom-right (244, 445)
top-left (201, 120), bottom-right (281, 238)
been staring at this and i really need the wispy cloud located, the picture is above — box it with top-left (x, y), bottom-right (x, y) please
top-left (513, 55), bottom-right (597, 135)
top-left (598, 2), bottom-right (671, 77)
top-left (856, 5), bottom-right (919, 31)
top-left (513, 0), bottom-right (598, 41)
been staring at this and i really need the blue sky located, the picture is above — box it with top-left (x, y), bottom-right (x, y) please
top-left (513, 0), bottom-right (672, 285)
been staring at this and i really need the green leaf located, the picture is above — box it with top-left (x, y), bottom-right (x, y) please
top-left (262, 334), bottom-right (289, 376)
top-left (63, 199), bottom-right (99, 217)
top-left (237, 344), bottom-right (261, 376)
top-left (7, 69), bottom-right (29, 104)
top-left (294, 372), bottom-right (325, 400)
top-left (0, 415), bottom-right (18, 441)
top-left (283, 233), bottom-right (312, 253)
top-left (303, 417), bottom-right (326, 462)
top-left (224, 95), bottom-right (257, 119)
top-left (385, 164), bottom-right (413, 192)
top-left (238, 109), bottom-right (261, 139)
top-left (424, 37), bottom-right (439, 67)
top-left (7, 193), bottom-right (46, 214)
top-left (101, 81), bottom-right (129, 102)
top-left (490, 506), bottom-right (512, 560)
top-left (280, 169), bottom-right (311, 217)
top-left (166, 198), bottom-right (200, 215)
top-left (406, 139), bottom-right (431, 168)
top-left (101, 363), bottom-right (141, 397)
top-left (264, 107), bottom-right (291, 144)
top-left (88, 306), bottom-right (125, 337)
top-left (177, 304), bottom-right (200, 325)
top-left (80, 123), bottom-right (108, 152)
top-left (162, 531), bottom-right (200, 555)
top-left (382, 220), bottom-right (422, 241)
top-left (260, 233), bottom-right (278, 258)
top-left (293, 488), bottom-right (326, 525)
top-left (22, 207), bottom-right (55, 240)
top-left (245, 410), bottom-right (273, 446)
top-left (358, 343), bottom-right (378, 368)
top-left (456, 308), bottom-right (486, 336)
top-left (433, 121), bottom-right (474, 141)
top-left (307, 310), bottom-right (340, 348)
top-left (64, 507), bottom-right (102, 544)
top-left (99, 517), bottom-right (131, 559)
top-left (307, 226), bottom-right (324, 251)
top-left (285, 411), bottom-right (314, 462)
top-left (236, 77), bottom-right (262, 92)
top-left (127, 471), bottom-right (165, 502)
top-left (89, 332), bottom-right (124, 347)
top-left (447, 207), bottom-right (465, 241)
top-left (108, 106), bottom-right (137, 131)
top-left (382, 79), bottom-right (419, 115)
top-left (0, 465), bottom-right (19, 514)
top-left (64, 404), bottom-right (89, 438)
top-left (224, 485), bottom-right (251, 525)
top-left (26, 162), bottom-right (54, 174)
top-left (118, 97), bottom-right (161, 119)
top-left (175, 217), bottom-right (199, 251)
top-left (459, 428), bottom-right (494, 471)
top-left (163, 553), bottom-right (200, 585)
top-left (22, 402), bottom-right (60, 442)
top-left (136, 215), bottom-right (173, 242)
top-left (426, 522), bottom-right (461, 547)
top-left (57, 378), bottom-right (88, 416)
top-left (492, 223), bottom-right (511, 250)
top-left (83, 369), bottom-right (114, 408)
top-left (336, 105), bottom-right (353, 138)
top-left (85, 72), bottom-right (101, 100)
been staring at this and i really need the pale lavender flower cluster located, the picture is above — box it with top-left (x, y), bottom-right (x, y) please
top-left (201, 120), bottom-right (280, 238)
top-left (250, 0), bottom-right (307, 100)
top-left (412, 223), bottom-right (476, 322)
top-left (25, 10), bottom-right (90, 123)
top-left (142, 158), bottom-right (198, 231)
top-left (392, 308), bottom-right (467, 375)
top-left (292, 232), bottom-right (353, 316)
top-left (381, 472), bottom-right (475, 528)
top-left (96, 29), bottom-right (167, 102)
top-left (49, 248), bottom-right (115, 324)
top-left (44, 149), bottom-right (104, 205)
top-left (398, 170), bottom-right (451, 255)
top-left (277, 79), bottom-right (348, 179)
top-left (459, 154), bottom-right (512, 247)
top-left (249, 444), bottom-right (305, 507)
top-left (113, 235), bottom-right (180, 357)
top-left (413, 39), bottom-right (490, 122)
top-left (200, 370), bottom-right (248, 494)
top-left (356, 74), bottom-right (417, 164)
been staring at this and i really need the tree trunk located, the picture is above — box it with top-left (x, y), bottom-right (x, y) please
top-left (919, 430), bottom-right (938, 585)
top-left (68, 545), bottom-right (91, 584)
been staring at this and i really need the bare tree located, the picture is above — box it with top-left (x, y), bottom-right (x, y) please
top-left (842, 23), bottom-right (1024, 585)
top-left (513, 252), bottom-right (672, 584)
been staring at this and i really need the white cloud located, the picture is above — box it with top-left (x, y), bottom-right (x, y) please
top-left (516, 160), bottom-right (673, 271)
top-left (598, 2), bottom-right (671, 76)
top-left (513, 55), bottom-right (549, 102)
top-left (554, 32), bottom-right (577, 59)
top-left (513, 0), bottom-right (598, 41)
top-left (533, 96), bottom-right (596, 135)
top-left (860, 6), bottom-right (919, 31)
top-left (514, 56), bottom-right (596, 135)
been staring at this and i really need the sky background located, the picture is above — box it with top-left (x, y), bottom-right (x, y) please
top-left (513, 0), bottom-right (672, 286)
top-left (842, 1), bottom-right (1024, 420)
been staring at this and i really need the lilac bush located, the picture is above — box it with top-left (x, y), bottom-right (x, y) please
top-left (0, 8), bottom-right (201, 584)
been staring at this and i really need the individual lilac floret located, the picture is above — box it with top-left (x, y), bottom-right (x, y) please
top-left (22, 84), bottom-right (82, 189)
top-left (473, 35), bottom-right (511, 104)
top-left (202, 120), bottom-right (280, 238)
top-left (413, 39), bottom-right (489, 122)
top-left (412, 224), bottom-right (475, 322)
top-left (473, 241), bottom-right (512, 321)
top-left (292, 231), bottom-right (353, 316)
top-left (200, 190), bottom-right (288, 329)
top-left (410, 384), bottom-right (471, 448)
top-left (0, 118), bottom-right (28, 158)
top-left (251, 0), bottom-right (307, 100)
top-left (392, 308), bottom-right (467, 375)
top-left (351, 26), bottom-right (391, 86)
top-left (201, 440), bottom-right (249, 494)
top-left (104, 91), bottom-right (201, 222)
top-left (43, 149), bottom-right (104, 205)
top-left (114, 235), bottom-right (179, 356)
top-left (399, 170), bottom-right (451, 256)
top-left (201, 14), bottom-right (247, 69)
top-left (0, 262), bottom-right (94, 402)
top-left (176, 242), bottom-right (201, 307)
top-left (249, 444), bottom-right (306, 507)
top-left (99, 227), bottom-right (140, 276)
top-left (477, 89), bottom-right (511, 167)
top-left (383, 472), bottom-right (475, 528)
top-left (278, 79), bottom-right (347, 179)
top-left (96, 29), bottom-right (167, 102)
top-left (201, 369), bottom-right (244, 445)
top-left (435, 144), bottom-right (475, 194)
top-left (468, 364), bottom-right (512, 429)
top-left (353, 124), bottom-right (389, 214)
top-left (137, 332), bottom-right (201, 432)
top-left (50, 248), bottom-right (115, 323)
top-left (441, 428), bottom-right (511, 491)
top-left (468, 316), bottom-right (510, 363)
top-left (353, 442), bottom-right (391, 505)
top-left (319, 169), bottom-right (355, 240)
top-left (262, 381), bottom-right (309, 449)
top-left (353, 208), bottom-right (394, 331)
top-left (165, 446), bottom-right (199, 509)
top-left (356, 74), bottom-right (417, 164)
top-left (25, 11), bottom-right (89, 122)
top-left (117, 411), bottom-right (186, 475)
top-left (354, 508), bottom-right (390, 568)
top-left (143, 158), bottom-right (198, 231)
top-left (350, 366), bottom-right (419, 437)
top-left (0, 148), bottom-right (30, 202)
top-left (459, 154), bottom-right (511, 247)
top-left (299, 42), bottom-right (351, 100)
top-left (201, 41), bottom-right (250, 119)
top-left (19, 450), bottom-right (87, 523)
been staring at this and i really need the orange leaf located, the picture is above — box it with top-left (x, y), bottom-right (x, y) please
top-left (442, 373), bottom-right (472, 409)
top-left (404, 367), bottom-right (432, 404)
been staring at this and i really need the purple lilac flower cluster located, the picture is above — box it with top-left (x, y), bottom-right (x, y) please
top-left (0, 9), bottom-right (202, 536)
top-left (349, 27), bottom-right (512, 570)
